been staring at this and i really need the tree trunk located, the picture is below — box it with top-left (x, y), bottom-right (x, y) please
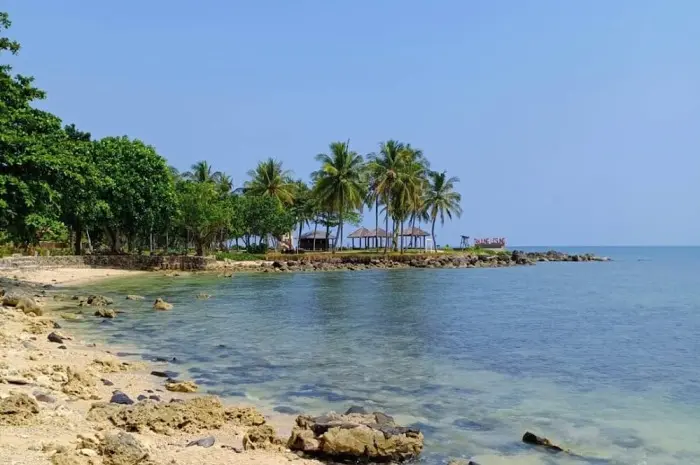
top-left (312, 221), bottom-right (318, 251)
top-left (384, 204), bottom-right (389, 254)
top-left (297, 222), bottom-right (303, 253)
top-left (400, 220), bottom-right (404, 253)
top-left (325, 217), bottom-right (330, 252)
top-left (107, 227), bottom-right (120, 253)
top-left (195, 238), bottom-right (204, 256)
top-left (431, 217), bottom-right (437, 251)
top-left (73, 220), bottom-right (82, 255)
top-left (336, 206), bottom-right (343, 253)
top-left (375, 197), bottom-right (379, 250)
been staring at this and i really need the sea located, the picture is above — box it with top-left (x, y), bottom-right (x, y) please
top-left (66, 246), bottom-right (700, 465)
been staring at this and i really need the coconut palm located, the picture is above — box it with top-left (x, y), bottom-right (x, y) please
top-left (184, 161), bottom-right (220, 183)
top-left (390, 156), bottom-right (427, 252)
top-left (367, 140), bottom-right (407, 252)
top-left (245, 158), bottom-right (295, 205)
top-left (312, 141), bottom-right (366, 251)
top-left (424, 170), bottom-right (462, 249)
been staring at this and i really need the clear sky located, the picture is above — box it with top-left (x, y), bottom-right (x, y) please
top-left (5, 1), bottom-right (699, 246)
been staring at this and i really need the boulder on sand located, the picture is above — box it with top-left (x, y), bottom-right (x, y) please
top-left (165, 379), bottom-right (198, 393)
top-left (153, 298), bottom-right (173, 311)
top-left (16, 297), bottom-right (43, 316)
top-left (288, 411), bottom-right (424, 462)
top-left (243, 424), bottom-right (284, 451)
top-left (100, 432), bottom-right (150, 465)
top-left (0, 392), bottom-right (40, 426)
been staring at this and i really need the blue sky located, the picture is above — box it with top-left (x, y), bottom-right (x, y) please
top-left (5, 1), bottom-right (699, 246)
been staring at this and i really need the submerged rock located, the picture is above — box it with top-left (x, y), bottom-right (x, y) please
top-left (95, 308), bottom-right (117, 318)
top-left (195, 293), bottom-right (211, 300)
top-left (87, 295), bottom-right (113, 306)
top-left (153, 298), bottom-right (173, 311)
top-left (522, 431), bottom-right (566, 452)
top-left (126, 295), bottom-right (145, 301)
top-left (288, 411), bottom-right (424, 462)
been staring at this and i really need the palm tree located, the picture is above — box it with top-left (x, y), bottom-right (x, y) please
top-left (367, 140), bottom-right (406, 253)
top-left (391, 157), bottom-right (426, 252)
top-left (245, 158), bottom-right (295, 205)
top-left (424, 170), bottom-right (462, 249)
top-left (184, 161), bottom-right (221, 183)
top-left (217, 173), bottom-right (233, 196)
top-left (312, 141), bottom-right (366, 252)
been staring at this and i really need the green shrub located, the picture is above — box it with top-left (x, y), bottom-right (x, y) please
top-left (215, 251), bottom-right (266, 261)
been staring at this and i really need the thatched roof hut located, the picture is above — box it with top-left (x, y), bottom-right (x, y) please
top-left (347, 227), bottom-right (372, 239)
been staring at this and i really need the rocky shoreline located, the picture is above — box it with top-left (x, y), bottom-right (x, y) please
top-left (232, 250), bottom-right (611, 274)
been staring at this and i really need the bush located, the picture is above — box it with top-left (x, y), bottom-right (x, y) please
top-left (246, 244), bottom-right (268, 254)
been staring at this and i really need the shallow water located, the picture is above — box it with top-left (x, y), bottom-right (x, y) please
top-left (67, 247), bottom-right (700, 464)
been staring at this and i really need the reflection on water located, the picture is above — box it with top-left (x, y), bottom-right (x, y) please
top-left (66, 247), bottom-right (700, 464)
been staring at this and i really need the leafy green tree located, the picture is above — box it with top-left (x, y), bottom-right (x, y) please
top-left (290, 181), bottom-right (315, 251)
top-left (312, 142), bottom-right (366, 251)
top-left (93, 136), bottom-right (175, 252)
top-left (176, 180), bottom-right (231, 256)
top-left (424, 170), bottom-right (462, 248)
top-left (367, 140), bottom-right (407, 252)
top-left (245, 158), bottom-right (295, 205)
top-left (239, 194), bottom-right (294, 248)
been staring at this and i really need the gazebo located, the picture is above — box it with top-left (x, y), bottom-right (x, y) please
top-left (298, 231), bottom-right (335, 251)
top-left (347, 227), bottom-right (391, 249)
top-left (400, 226), bottom-right (430, 249)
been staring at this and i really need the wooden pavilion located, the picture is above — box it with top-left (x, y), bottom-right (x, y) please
top-left (347, 227), bottom-right (391, 249)
top-left (298, 231), bottom-right (335, 251)
top-left (400, 226), bottom-right (430, 249)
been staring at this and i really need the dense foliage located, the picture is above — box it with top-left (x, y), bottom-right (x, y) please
top-left (0, 12), bottom-right (461, 256)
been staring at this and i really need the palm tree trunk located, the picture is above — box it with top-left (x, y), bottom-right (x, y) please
top-left (400, 220), bottom-right (404, 254)
top-left (325, 214), bottom-right (330, 252)
top-left (337, 206), bottom-right (343, 253)
top-left (312, 220), bottom-right (318, 251)
top-left (297, 222), bottom-right (303, 253)
top-left (431, 217), bottom-right (437, 251)
top-left (384, 204), bottom-right (389, 254)
top-left (375, 197), bottom-right (379, 250)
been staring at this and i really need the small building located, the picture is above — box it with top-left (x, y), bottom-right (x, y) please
top-left (298, 231), bottom-right (335, 251)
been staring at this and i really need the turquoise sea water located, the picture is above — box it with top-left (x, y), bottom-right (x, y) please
top-left (67, 247), bottom-right (700, 464)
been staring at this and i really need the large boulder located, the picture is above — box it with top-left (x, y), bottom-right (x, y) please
top-left (16, 297), bottom-right (43, 316)
top-left (100, 432), bottom-right (150, 465)
top-left (243, 424), bottom-right (284, 451)
top-left (0, 392), bottom-right (40, 426)
top-left (522, 431), bottom-right (566, 452)
top-left (288, 411), bottom-right (423, 462)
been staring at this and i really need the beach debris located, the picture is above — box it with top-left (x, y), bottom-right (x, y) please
top-left (150, 370), bottom-right (179, 378)
top-left (243, 424), bottom-right (284, 451)
top-left (288, 411), bottom-right (424, 462)
top-left (126, 294), bottom-right (145, 300)
top-left (101, 378), bottom-right (115, 386)
top-left (87, 295), bottom-right (113, 306)
top-left (165, 379), bottom-right (198, 393)
top-left (0, 392), bottom-right (40, 426)
top-left (225, 406), bottom-right (266, 426)
top-left (195, 292), bottom-right (211, 299)
top-left (48, 331), bottom-right (67, 343)
top-left (87, 395), bottom-right (228, 434)
top-left (110, 390), bottom-right (135, 405)
top-left (94, 308), bottom-right (117, 318)
top-left (62, 367), bottom-right (98, 400)
top-left (100, 432), bottom-right (150, 465)
top-left (153, 298), bottom-right (173, 310)
top-left (187, 435), bottom-right (216, 448)
top-left (522, 431), bottom-right (567, 453)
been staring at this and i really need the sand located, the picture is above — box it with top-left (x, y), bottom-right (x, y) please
top-left (0, 275), bottom-right (322, 465)
top-left (0, 267), bottom-right (147, 286)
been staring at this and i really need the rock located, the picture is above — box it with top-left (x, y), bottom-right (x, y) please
top-left (17, 297), bottom-right (43, 316)
top-left (137, 395), bottom-right (147, 401)
top-left (58, 345), bottom-right (67, 349)
top-left (0, 392), bottom-right (40, 426)
top-left (62, 368), bottom-right (98, 400)
top-left (3, 376), bottom-right (31, 385)
top-left (100, 432), bottom-right (150, 465)
top-left (87, 396), bottom-right (226, 434)
top-left (243, 424), bottom-right (284, 451)
top-left (148, 395), bottom-right (161, 402)
top-left (24, 319), bottom-right (55, 334)
top-left (195, 293), bottom-right (211, 299)
top-left (95, 308), bottom-right (117, 318)
top-left (344, 405), bottom-right (368, 415)
top-left (110, 391), bottom-right (135, 405)
top-left (1, 291), bottom-right (27, 306)
top-left (150, 370), bottom-right (179, 378)
top-left (101, 378), bottom-right (115, 386)
top-left (448, 460), bottom-right (481, 465)
top-left (87, 295), bottom-right (113, 306)
top-left (48, 332), bottom-right (66, 343)
top-left (61, 313), bottom-right (82, 321)
top-left (126, 295), bottom-right (145, 301)
top-left (225, 406), bottom-right (266, 426)
top-left (522, 431), bottom-right (566, 452)
top-left (78, 448), bottom-right (99, 457)
top-left (288, 412), bottom-right (423, 462)
top-left (92, 358), bottom-right (143, 373)
top-left (153, 298), bottom-right (173, 310)
top-left (187, 436), bottom-right (216, 448)
top-left (165, 379), bottom-right (198, 393)
top-left (274, 406), bottom-right (301, 415)
top-left (33, 391), bottom-right (57, 403)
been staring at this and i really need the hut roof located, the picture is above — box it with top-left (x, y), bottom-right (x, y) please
top-left (367, 227), bottom-right (391, 238)
top-left (347, 227), bottom-right (372, 238)
top-left (401, 226), bottom-right (430, 237)
top-left (300, 231), bottom-right (334, 239)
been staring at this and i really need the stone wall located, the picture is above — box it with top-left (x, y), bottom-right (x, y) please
top-left (0, 255), bottom-right (216, 271)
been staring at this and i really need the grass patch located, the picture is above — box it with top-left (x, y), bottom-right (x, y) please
top-left (215, 251), bottom-right (267, 261)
